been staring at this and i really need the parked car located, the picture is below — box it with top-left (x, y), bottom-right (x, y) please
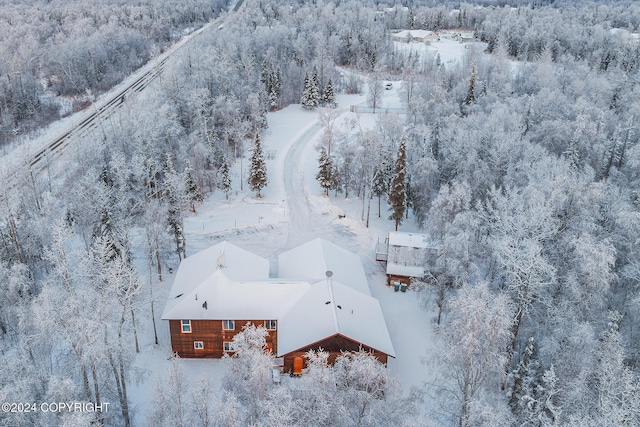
top-left (385, 82), bottom-right (393, 90)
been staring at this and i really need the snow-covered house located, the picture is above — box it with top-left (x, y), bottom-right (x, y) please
top-left (376, 231), bottom-right (440, 287)
top-left (162, 239), bottom-right (395, 372)
top-left (391, 29), bottom-right (438, 44)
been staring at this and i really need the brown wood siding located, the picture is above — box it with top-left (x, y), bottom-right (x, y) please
top-left (169, 319), bottom-right (278, 358)
top-left (282, 334), bottom-right (389, 373)
top-left (386, 274), bottom-right (411, 287)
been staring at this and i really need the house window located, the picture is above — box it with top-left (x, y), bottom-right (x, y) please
top-left (194, 341), bottom-right (204, 350)
top-left (223, 342), bottom-right (235, 352)
top-left (181, 320), bottom-right (191, 333)
top-left (222, 320), bottom-right (235, 330)
top-left (265, 320), bottom-right (277, 330)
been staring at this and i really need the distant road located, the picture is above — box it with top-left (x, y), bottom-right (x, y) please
top-left (29, 0), bottom-right (245, 168)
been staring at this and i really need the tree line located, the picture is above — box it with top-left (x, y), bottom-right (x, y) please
top-left (0, 0), bottom-right (227, 145)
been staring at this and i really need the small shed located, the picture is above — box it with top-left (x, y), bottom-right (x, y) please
top-left (379, 232), bottom-right (440, 287)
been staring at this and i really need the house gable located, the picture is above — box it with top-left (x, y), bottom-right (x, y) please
top-left (281, 333), bottom-right (390, 373)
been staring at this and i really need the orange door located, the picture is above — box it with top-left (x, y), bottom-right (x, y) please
top-left (293, 357), bottom-right (303, 375)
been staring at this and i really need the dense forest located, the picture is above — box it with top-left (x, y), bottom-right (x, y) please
top-left (0, 0), bottom-right (227, 144)
top-left (1, 0), bottom-right (640, 426)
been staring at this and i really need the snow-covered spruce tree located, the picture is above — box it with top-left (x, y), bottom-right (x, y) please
top-left (508, 336), bottom-right (540, 421)
top-left (372, 165), bottom-right (388, 218)
top-left (301, 70), bottom-right (320, 109)
top-left (183, 160), bottom-right (202, 213)
top-left (301, 74), bottom-right (313, 109)
top-left (92, 161), bottom-right (131, 264)
top-left (248, 133), bottom-right (267, 198)
top-left (220, 158), bottom-right (231, 200)
top-left (388, 136), bottom-right (407, 231)
top-left (316, 146), bottom-right (333, 197)
top-left (330, 161), bottom-right (343, 197)
top-left (464, 62), bottom-right (477, 106)
top-left (311, 67), bottom-right (320, 105)
top-left (165, 156), bottom-right (186, 261)
top-left (275, 68), bottom-right (282, 99)
top-left (323, 78), bottom-right (335, 107)
top-left (269, 87), bottom-right (278, 111)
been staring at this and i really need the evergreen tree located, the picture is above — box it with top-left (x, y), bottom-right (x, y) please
top-left (165, 156), bottom-right (186, 261)
top-left (431, 121), bottom-right (441, 161)
top-left (183, 160), bottom-right (202, 213)
top-left (260, 59), bottom-right (270, 88)
top-left (301, 68), bottom-right (320, 109)
top-left (465, 62), bottom-right (477, 106)
top-left (93, 163), bottom-right (128, 263)
top-left (248, 134), bottom-right (267, 198)
top-left (269, 87), bottom-right (278, 111)
top-left (509, 336), bottom-right (540, 419)
top-left (220, 159), bottom-right (231, 200)
top-left (311, 67), bottom-right (320, 103)
top-left (372, 165), bottom-right (388, 218)
top-left (275, 68), bottom-right (282, 98)
top-left (388, 136), bottom-right (407, 231)
top-left (323, 78), bottom-right (335, 107)
top-left (315, 147), bottom-right (333, 197)
top-left (301, 74), bottom-right (313, 109)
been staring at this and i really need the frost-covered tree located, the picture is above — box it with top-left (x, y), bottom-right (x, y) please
top-left (183, 160), bottom-right (202, 213)
top-left (316, 146), bottom-right (333, 197)
top-left (220, 158), bottom-right (232, 200)
top-left (366, 77), bottom-right (383, 113)
top-left (319, 107), bottom-right (341, 157)
top-left (148, 356), bottom-right (187, 427)
top-left (311, 66), bottom-right (320, 99)
top-left (388, 136), bottom-right (407, 231)
top-left (433, 282), bottom-right (514, 427)
top-left (248, 133), bottom-right (267, 198)
top-left (165, 156), bottom-right (187, 261)
top-left (296, 349), bottom-right (423, 427)
top-left (323, 78), bottom-right (335, 107)
top-left (221, 324), bottom-right (275, 424)
top-left (301, 71), bottom-right (320, 109)
top-left (465, 62), bottom-right (477, 106)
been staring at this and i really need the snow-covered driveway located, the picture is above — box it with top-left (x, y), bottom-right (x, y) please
top-left (282, 120), bottom-right (321, 248)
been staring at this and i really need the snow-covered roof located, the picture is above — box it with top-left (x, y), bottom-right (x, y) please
top-left (278, 238), bottom-right (370, 295)
top-left (388, 231), bottom-right (431, 248)
top-left (277, 279), bottom-right (395, 357)
top-left (162, 269), bottom-right (310, 320)
top-left (161, 241), bottom-right (270, 319)
top-left (386, 264), bottom-right (425, 278)
top-left (163, 239), bottom-right (394, 358)
top-left (391, 29), bottom-right (436, 40)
